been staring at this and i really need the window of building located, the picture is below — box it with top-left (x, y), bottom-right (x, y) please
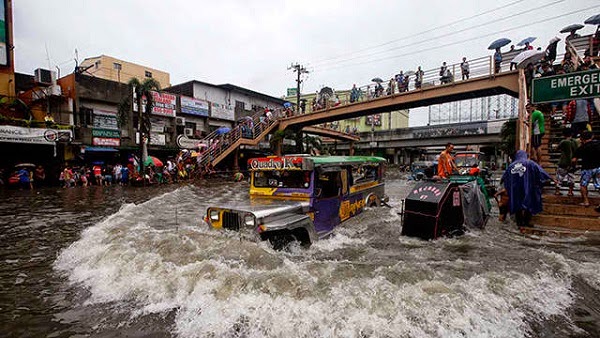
top-left (145, 71), bottom-right (152, 78)
top-left (113, 63), bottom-right (122, 70)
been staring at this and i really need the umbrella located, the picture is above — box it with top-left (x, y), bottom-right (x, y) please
top-left (214, 126), bottom-right (231, 135)
top-left (283, 102), bottom-right (292, 108)
top-left (548, 36), bottom-right (561, 44)
top-left (584, 14), bottom-right (600, 25)
top-left (513, 50), bottom-right (546, 68)
top-left (371, 77), bottom-right (383, 83)
top-left (144, 156), bottom-right (163, 167)
top-left (560, 23), bottom-right (584, 33)
top-left (488, 38), bottom-right (511, 50)
top-left (14, 163), bottom-right (35, 168)
top-left (517, 37), bottom-right (537, 46)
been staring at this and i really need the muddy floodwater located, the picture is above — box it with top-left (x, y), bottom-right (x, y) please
top-left (1, 176), bottom-right (600, 338)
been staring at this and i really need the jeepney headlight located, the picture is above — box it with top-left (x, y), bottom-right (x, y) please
top-left (244, 214), bottom-right (256, 227)
top-left (209, 210), bottom-right (219, 221)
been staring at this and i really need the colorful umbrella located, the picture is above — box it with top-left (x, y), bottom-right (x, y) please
top-left (144, 156), bottom-right (163, 167)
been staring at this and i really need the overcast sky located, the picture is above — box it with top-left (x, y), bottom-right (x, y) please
top-left (13, 0), bottom-right (600, 125)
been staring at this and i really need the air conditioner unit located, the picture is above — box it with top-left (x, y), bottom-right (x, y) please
top-left (184, 128), bottom-right (193, 136)
top-left (176, 117), bottom-right (186, 126)
top-left (34, 68), bottom-right (55, 84)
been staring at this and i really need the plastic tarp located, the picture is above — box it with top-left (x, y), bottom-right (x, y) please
top-left (458, 180), bottom-right (490, 229)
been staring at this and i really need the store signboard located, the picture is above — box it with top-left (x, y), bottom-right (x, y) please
top-left (92, 129), bottom-right (120, 138)
top-left (92, 137), bottom-right (120, 147)
top-left (133, 91), bottom-right (177, 117)
top-left (181, 96), bottom-right (209, 117)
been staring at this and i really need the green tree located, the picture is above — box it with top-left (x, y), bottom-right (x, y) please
top-left (499, 118), bottom-right (517, 158)
top-left (118, 78), bottom-right (161, 179)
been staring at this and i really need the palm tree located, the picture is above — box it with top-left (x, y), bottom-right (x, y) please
top-left (118, 78), bottom-right (161, 179)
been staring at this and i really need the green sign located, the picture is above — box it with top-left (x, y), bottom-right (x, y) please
top-left (532, 69), bottom-right (600, 103)
top-left (92, 129), bottom-right (121, 138)
top-left (287, 88), bottom-right (297, 96)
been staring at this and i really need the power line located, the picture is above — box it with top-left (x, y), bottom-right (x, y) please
top-left (314, 4), bottom-right (600, 73)
top-left (309, 0), bottom-right (526, 66)
top-left (312, 0), bottom-right (565, 68)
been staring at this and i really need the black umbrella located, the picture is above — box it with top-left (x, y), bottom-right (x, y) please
top-left (371, 77), bottom-right (383, 83)
top-left (560, 23), bottom-right (584, 33)
top-left (488, 38), bottom-right (511, 50)
top-left (584, 14), bottom-right (600, 25)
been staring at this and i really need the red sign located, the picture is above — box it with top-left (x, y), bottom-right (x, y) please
top-left (92, 137), bottom-right (121, 147)
top-left (248, 157), bottom-right (303, 170)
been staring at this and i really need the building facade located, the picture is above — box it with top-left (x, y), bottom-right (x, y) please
top-left (79, 55), bottom-right (171, 89)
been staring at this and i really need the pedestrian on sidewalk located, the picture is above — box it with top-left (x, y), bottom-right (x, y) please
top-left (501, 150), bottom-right (551, 227)
top-left (571, 131), bottom-right (600, 208)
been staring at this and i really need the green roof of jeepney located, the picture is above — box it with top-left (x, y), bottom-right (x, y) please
top-left (306, 156), bottom-right (387, 165)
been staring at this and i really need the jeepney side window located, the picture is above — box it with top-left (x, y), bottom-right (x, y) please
top-left (253, 171), bottom-right (267, 187)
top-left (354, 164), bottom-right (378, 184)
top-left (253, 170), bottom-right (311, 189)
top-left (317, 171), bottom-right (341, 198)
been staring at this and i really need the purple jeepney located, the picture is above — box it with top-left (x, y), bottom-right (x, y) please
top-left (204, 155), bottom-right (388, 249)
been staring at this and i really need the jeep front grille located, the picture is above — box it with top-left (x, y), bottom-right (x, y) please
top-left (222, 211), bottom-right (240, 231)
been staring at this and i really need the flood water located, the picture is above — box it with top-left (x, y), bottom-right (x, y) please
top-left (1, 175), bottom-right (600, 338)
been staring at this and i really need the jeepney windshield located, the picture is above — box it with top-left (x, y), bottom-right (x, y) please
top-left (253, 170), bottom-right (311, 189)
top-left (455, 155), bottom-right (479, 168)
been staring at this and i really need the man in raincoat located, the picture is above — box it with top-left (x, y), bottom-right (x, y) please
top-left (501, 150), bottom-right (551, 227)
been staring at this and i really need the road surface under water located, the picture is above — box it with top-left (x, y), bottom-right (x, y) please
top-left (1, 176), bottom-right (600, 338)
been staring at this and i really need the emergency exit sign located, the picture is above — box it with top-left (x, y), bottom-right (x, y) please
top-left (532, 69), bottom-right (600, 104)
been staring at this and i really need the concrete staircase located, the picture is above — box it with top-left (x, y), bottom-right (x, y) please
top-left (529, 105), bottom-right (600, 235)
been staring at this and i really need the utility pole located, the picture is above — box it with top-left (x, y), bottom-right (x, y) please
top-left (288, 63), bottom-right (309, 113)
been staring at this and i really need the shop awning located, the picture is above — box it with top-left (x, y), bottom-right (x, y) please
top-left (84, 147), bottom-right (119, 153)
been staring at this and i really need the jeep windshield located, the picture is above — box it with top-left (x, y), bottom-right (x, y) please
top-left (252, 170), bottom-right (311, 189)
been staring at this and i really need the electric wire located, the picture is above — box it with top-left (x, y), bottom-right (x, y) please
top-left (311, 0), bottom-right (565, 68)
top-left (314, 4), bottom-right (600, 73)
top-left (309, 0), bottom-right (526, 65)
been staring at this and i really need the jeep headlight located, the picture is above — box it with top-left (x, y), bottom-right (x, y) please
top-left (244, 214), bottom-right (256, 227)
top-left (209, 210), bottom-right (219, 221)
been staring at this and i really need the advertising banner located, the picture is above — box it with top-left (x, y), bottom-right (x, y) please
top-left (181, 96), bottom-right (209, 117)
top-left (150, 91), bottom-right (177, 117)
top-left (211, 102), bottom-right (234, 121)
top-left (150, 133), bottom-right (166, 146)
top-left (93, 114), bottom-right (119, 130)
top-left (0, 125), bottom-right (72, 145)
top-left (133, 91), bottom-right (177, 117)
top-left (0, 1), bottom-right (7, 66)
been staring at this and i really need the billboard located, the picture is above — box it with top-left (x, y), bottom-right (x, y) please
top-left (181, 96), bottom-right (209, 117)
top-left (211, 102), bottom-right (234, 121)
top-left (133, 91), bottom-right (177, 117)
top-left (0, 0), bottom-right (7, 66)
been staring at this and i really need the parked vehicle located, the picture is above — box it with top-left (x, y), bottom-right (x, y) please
top-left (204, 155), bottom-right (388, 249)
top-left (454, 151), bottom-right (495, 195)
top-left (409, 161), bottom-right (437, 181)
